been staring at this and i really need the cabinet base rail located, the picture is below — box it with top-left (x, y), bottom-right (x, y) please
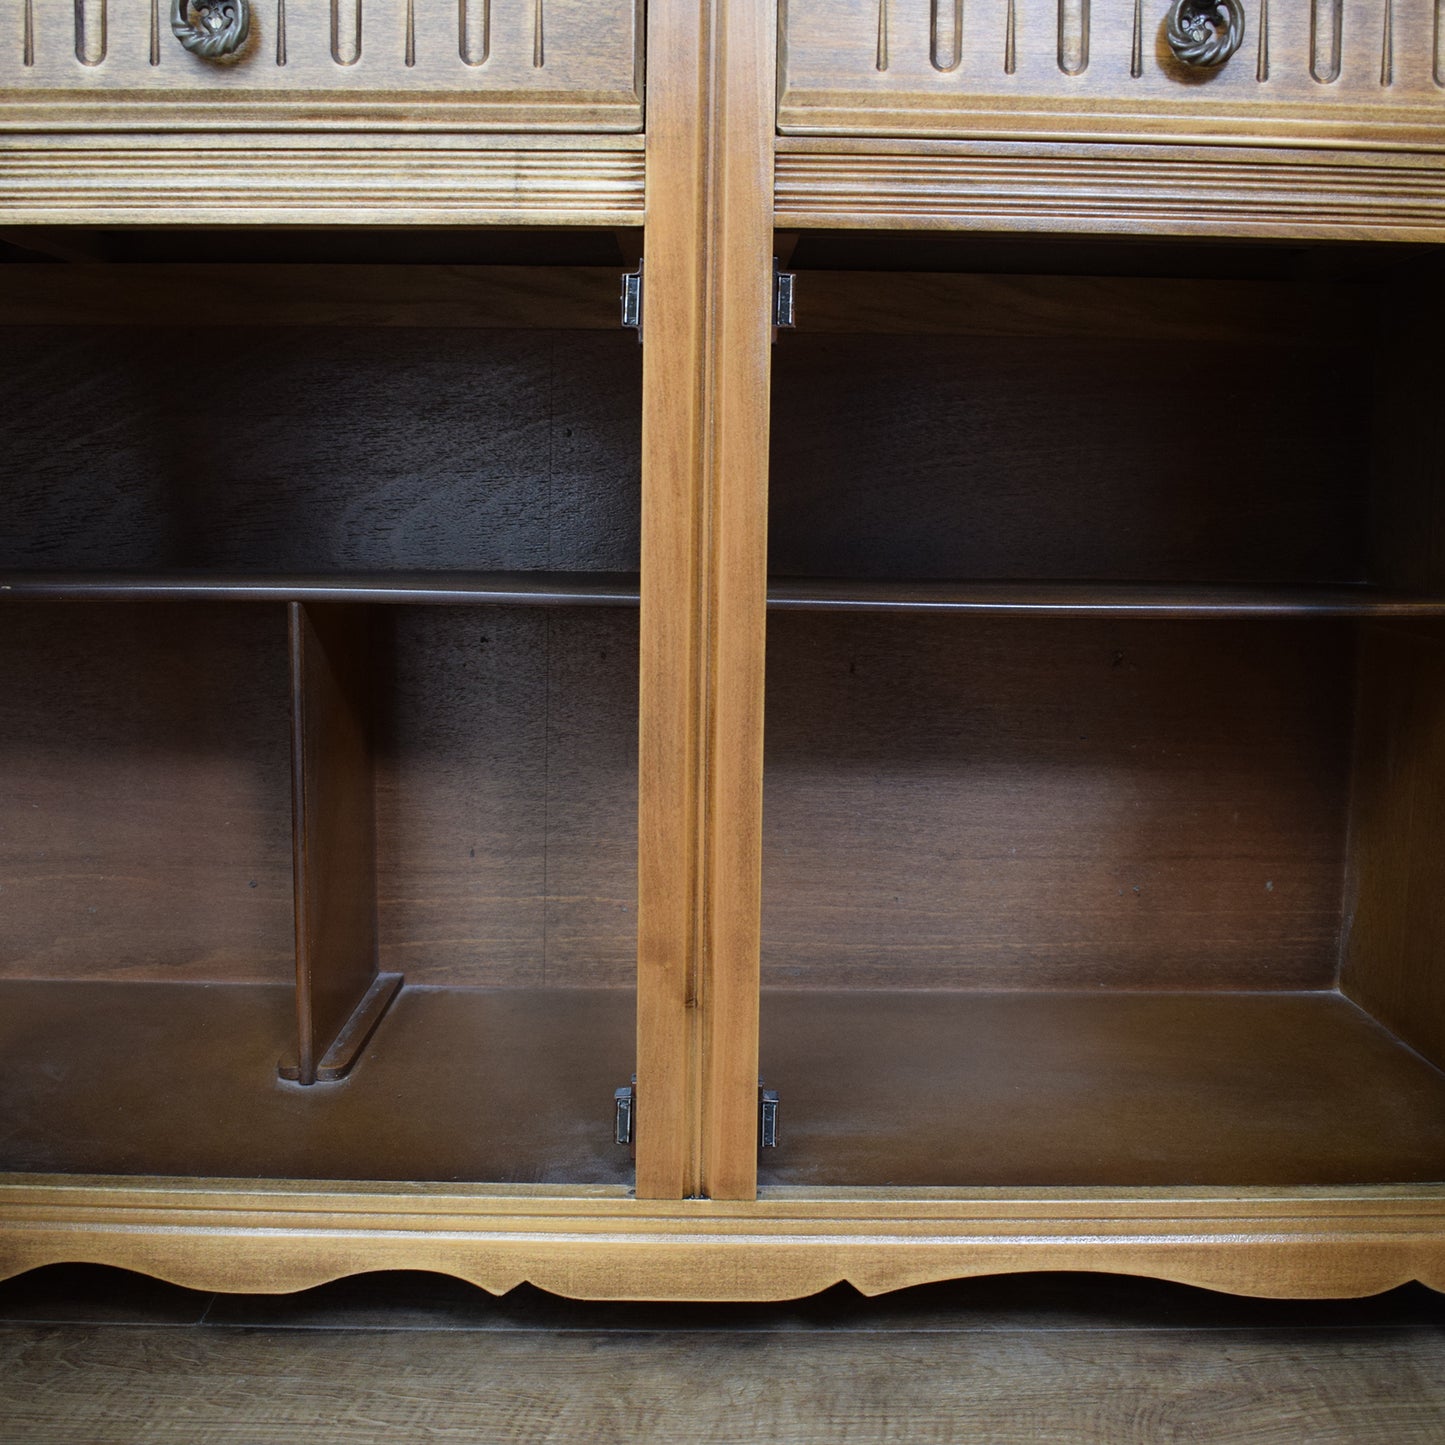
top-left (2, 1182), bottom-right (1444, 1302)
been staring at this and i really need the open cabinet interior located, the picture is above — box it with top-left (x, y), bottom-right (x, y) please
top-left (0, 232), bottom-right (643, 1185)
top-left (758, 233), bottom-right (1445, 1190)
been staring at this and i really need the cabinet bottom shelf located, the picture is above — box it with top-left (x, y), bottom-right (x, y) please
top-left (0, 981), bottom-right (634, 1186)
top-left (758, 989), bottom-right (1445, 1191)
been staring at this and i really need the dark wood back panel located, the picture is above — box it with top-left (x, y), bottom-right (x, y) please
top-left (762, 615), bottom-right (1352, 991)
top-left (373, 607), bottom-right (639, 989)
top-left (0, 602), bottom-right (638, 990)
top-left (0, 326), bottom-right (641, 574)
top-left (769, 331), bottom-right (1368, 584)
top-left (0, 600), bottom-right (294, 983)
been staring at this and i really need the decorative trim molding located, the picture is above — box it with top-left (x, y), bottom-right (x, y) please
top-left (2, 1179), bottom-right (1444, 1301)
top-left (775, 141), bottom-right (1445, 240)
top-left (0, 139), bottom-right (645, 225)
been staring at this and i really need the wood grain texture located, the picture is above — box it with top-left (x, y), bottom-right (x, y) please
top-left (284, 603), bottom-right (382, 1085)
top-left (5, 1323), bottom-right (1445, 1444)
top-left (769, 330), bottom-right (1366, 584)
top-left (372, 608), bottom-right (637, 989)
top-left (757, 989), bottom-right (1445, 1187)
top-left (2, 1178), bottom-right (1445, 1302)
top-left (787, 270), bottom-right (1371, 344)
top-left (0, 325), bottom-right (640, 575)
top-left (0, 139), bottom-right (646, 227)
top-left (0, 0), bottom-right (642, 133)
top-left (763, 616), bottom-right (1351, 990)
top-left (774, 140), bottom-right (1445, 239)
top-left (779, 0), bottom-right (1445, 152)
top-left (0, 601), bottom-right (293, 984)
top-left (634, 0), bottom-right (776, 1201)
top-left (0, 982), bottom-right (634, 1184)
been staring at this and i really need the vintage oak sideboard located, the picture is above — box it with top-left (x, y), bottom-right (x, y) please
top-left (1, 0), bottom-right (1444, 1301)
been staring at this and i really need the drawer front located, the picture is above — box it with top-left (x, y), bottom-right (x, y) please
top-left (1, 0), bottom-right (642, 132)
top-left (780, 0), bottom-right (1445, 150)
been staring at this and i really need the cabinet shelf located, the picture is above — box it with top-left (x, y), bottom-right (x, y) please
top-left (758, 989), bottom-right (1445, 1191)
top-left (13, 574), bottom-right (1442, 620)
top-left (0, 980), bottom-right (633, 1185)
top-left (0, 572), bottom-right (643, 609)
top-left (765, 581), bottom-right (1445, 619)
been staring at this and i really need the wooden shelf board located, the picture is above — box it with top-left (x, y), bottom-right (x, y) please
top-left (0, 572), bottom-right (643, 608)
top-left (7, 575), bottom-right (1445, 618)
top-left (766, 580), bottom-right (1445, 618)
top-left (0, 981), bottom-right (634, 1185)
top-left (757, 989), bottom-right (1445, 1189)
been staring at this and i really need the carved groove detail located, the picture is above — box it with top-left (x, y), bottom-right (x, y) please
top-left (532, 0), bottom-right (543, 67)
top-left (1380, 0), bottom-right (1392, 85)
top-left (74, 0), bottom-right (107, 66)
top-left (1057, 0), bottom-right (1089, 76)
top-left (1311, 0), bottom-right (1342, 83)
top-left (1436, 0), bottom-right (1445, 85)
top-left (1131, 0), bottom-right (1143, 77)
top-left (1256, 0), bottom-right (1268, 79)
top-left (23, 0), bottom-right (34, 66)
top-left (277, 0), bottom-right (287, 64)
top-left (331, 0), bottom-right (361, 66)
top-left (876, 0), bottom-right (889, 71)
top-left (931, 0), bottom-right (963, 72)
top-left (404, 0), bottom-right (414, 65)
top-left (1004, 0), bottom-right (1016, 73)
top-left (460, 0), bottom-right (487, 65)
top-left (775, 151), bottom-right (1445, 239)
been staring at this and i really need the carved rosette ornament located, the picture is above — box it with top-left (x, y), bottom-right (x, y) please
top-left (1164, 0), bottom-right (1245, 66)
top-left (172, 0), bottom-right (251, 59)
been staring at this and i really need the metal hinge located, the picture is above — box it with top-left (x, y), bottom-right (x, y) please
top-left (773, 261), bottom-right (796, 332)
top-left (759, 1082), bottom-right (780, 1149)
top-left (620, 263), bottom-right (643, 341)
top-left (614, 1076), bottom-right (637, 1146)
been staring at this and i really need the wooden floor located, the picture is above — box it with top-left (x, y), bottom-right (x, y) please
top-left (1, 1265), bottom-right (1443, 1443)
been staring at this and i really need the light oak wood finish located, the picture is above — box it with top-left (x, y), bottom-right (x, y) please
top-left (0, 0), bottom-right (642, 133)
top-left (779, 0), bottom-right (1445, 150)
top-left (774, 139), bottom-right (1445, 239)
top-left (634, 0), bottom-right (776, 1201)
top-left (0, 136), bottom-right (646, 228)
top-left (2, 1177), bottom-right (1444, 1299)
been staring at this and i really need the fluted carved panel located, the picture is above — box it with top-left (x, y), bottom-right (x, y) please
top-left (782, 0), bottom-right (1445, 151)
top-left (1, 0), bottom-right (640, 132)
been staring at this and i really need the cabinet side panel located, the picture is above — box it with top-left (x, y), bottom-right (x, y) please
top-left (1341, 625), bottom-right (1445, 1072)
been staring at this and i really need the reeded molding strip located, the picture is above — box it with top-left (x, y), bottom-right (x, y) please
top-left (775, 145), bottom-right (1445, 240)
top-left (0, 143), bottom-right (645, 225)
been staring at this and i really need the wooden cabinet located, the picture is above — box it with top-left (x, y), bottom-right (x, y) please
top-left (1, 0), bottom-right (1444, 1303)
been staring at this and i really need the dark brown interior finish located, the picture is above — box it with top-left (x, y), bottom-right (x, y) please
top-left (757, 990), bottom-right (1445, 1188)
top-left (759, 247), bottom-right (1445, 1189)
top-left (769, 327), bottom-right (1368, 585)
top-left (0, 600), bottom-right (638, 993)
top-left (762, 615), bottom-right (1352, 991)
top-left (0, 982), bottom-right (633, 1184)
top-left (0, 323), bottom-right (640, 575)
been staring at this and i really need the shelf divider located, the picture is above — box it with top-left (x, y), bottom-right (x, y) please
top-left (277, 601), bottom-right (399, 1087)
